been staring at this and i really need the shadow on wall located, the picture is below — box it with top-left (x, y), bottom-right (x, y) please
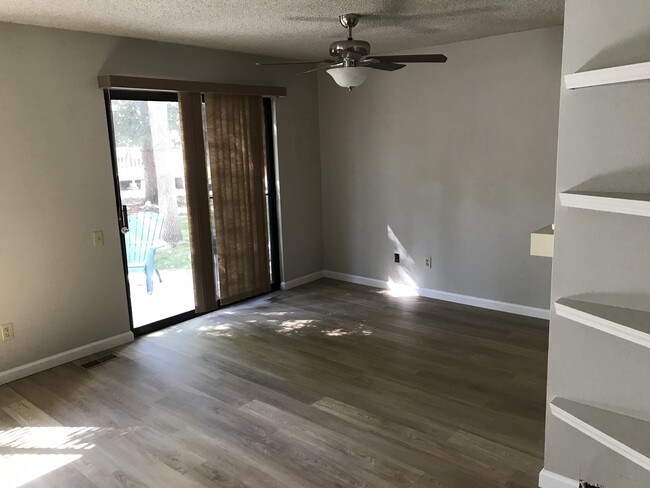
top-left (98, 37), bottom-right (277, 86)
top-left (578, 31), bottom-right (650, 72)
top-left (567, 165), bottom-right (650, 193)
top-left (567, 292), bottom-right (650, 313)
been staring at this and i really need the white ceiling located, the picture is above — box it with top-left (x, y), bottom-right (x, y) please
top-left (0, 0), bottom-right (564, 59)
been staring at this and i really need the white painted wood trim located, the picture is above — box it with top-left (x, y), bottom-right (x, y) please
top-left (281, 270), bottom-right (324, 290)
top-left (323, 270), bottom-right (387, 290)
top-left (0, 331), bottom-right (134, 386)
top-left (538, 469), bottom-right (579, 488)
top-left (565, 61), bottom-right (650, 89)
top-left (531, 224), bottom-right (554, 257)
top-left (550, 398), bottom-right (650, 472)
top-left (555, 298), bottom-right (650, 349)
top-left (560, 191), bottom-right (650, 217)
top-left (323, 270), bottom-right (550, 320)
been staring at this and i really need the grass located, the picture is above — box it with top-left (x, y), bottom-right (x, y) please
top-left (155, 216), bottom-right (191, 271)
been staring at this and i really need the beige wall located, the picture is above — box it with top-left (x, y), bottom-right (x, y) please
top-left (0, 22), bottom-right (322, 373)
top-left (318, 27), bottom-right (562, 310)
top-left (544, 1), bottom-right (650, 486)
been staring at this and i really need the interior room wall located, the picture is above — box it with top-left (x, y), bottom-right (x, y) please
top-left (0, 22), bottom-right (322, 376)
top-left (543, 1), bottom-right (650, 486)
top-left (318, 27), bottom-right (563, 312)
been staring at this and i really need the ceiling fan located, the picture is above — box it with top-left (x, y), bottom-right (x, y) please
top-left (256, 13), bottom-right (447, 90)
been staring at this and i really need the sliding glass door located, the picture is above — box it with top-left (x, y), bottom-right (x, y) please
top-left (104, 90), bottom-right (281, 334)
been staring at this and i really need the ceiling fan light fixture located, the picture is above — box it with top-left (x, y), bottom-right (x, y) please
top-left (326, 66), bottom-right (370, 89)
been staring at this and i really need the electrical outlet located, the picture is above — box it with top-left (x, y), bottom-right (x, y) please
top-left (1, 323), bottom-right (14, 341)
top-left (425, 257), bottom-right (432, 269)
top-left (92, 230), bottom-right (104, 247)
top-left (394, 253), bottom-right (400, 263)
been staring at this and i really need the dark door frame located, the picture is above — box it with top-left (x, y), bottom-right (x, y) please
top-left (264, 97), bottom-right (282, 292)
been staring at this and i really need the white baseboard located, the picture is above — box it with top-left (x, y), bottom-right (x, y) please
top-left (539, 469), bottom-right (579, 488)
top-left (281, 270), bottom-right (324, 290)
top-left (323, 270), bottom-right (550, 320)
top-left (0, 331), bottom-right (134, 386)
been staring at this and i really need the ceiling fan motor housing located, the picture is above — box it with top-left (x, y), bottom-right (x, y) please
top-left (329, 39), bottom-right (371, 62)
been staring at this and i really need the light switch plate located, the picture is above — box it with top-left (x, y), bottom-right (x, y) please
top-left (93, 230), bottom-right (104, 247)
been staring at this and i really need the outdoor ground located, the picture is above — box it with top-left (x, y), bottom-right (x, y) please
top-left (129, 215), bottom-right (195, 328)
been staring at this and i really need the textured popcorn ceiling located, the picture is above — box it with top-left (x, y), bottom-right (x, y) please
top-left (0, 0), bottom-right (564, 59)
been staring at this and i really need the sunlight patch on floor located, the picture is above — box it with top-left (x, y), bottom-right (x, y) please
top-left (0, 453), bottom-right (82, 488)
top-left (277, 319), bottom-right (316, 334)
top-left (198, 323), bottom-right (233, 337)
top-left (384, 279), bottom-right (419, 298)
top-left (324, 326), bottom-right (372, 337)
top-left (0, 426), bottom-right (113, 488)
top-left (0, 426), bottom-right (103, 450)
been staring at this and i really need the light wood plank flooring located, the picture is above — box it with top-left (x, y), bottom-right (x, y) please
top-left (0, 279), bottom-right (549, 487)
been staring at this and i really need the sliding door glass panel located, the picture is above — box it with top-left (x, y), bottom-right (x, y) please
top-left (110, 98), bottom-right (195, 328)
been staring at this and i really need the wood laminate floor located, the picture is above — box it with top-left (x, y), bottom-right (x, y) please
top-left (0, 279), bottom-right (549, 487)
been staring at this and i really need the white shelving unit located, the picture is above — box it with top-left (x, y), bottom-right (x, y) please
top-left (550, 398), bottom-right (650, 472)
top-left (530, 224), bottom-right (554, 257)
top-left (565, 61), bottom-right (650, 90)
top-left (560, 191), bottom-right (650, 217)
top-left (548, 56), bottom-right (650, 484)
top-left (555, 298), bottom-right (650, 349)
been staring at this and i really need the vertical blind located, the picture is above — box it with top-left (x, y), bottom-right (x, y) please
top-left (178, 92), bottom-right (219, 313)
top-left (204, 94), bottom-right (271, 305)
top-left (176, 91), bottom-right (272, 310)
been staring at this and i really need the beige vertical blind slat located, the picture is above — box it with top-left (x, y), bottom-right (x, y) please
top-left (178, 92), bottom-right (218, 313)
top-left (205, 94), bottom-right (270, 304)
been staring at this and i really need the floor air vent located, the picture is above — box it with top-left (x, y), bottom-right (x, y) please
top-left (80, 354), bottom-right (119, 369)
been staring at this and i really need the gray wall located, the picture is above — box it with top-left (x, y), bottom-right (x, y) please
top-left (318, 27), bottom-right (562, 310)
top-left (0, 22), bottom-right (322, 373)
top-left (544, 1), bottom-right (650, 486)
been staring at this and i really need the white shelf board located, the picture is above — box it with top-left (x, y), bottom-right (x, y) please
top-left (565, 61), bottom-right (650, 89)
top-left (556, 298), bottom-right (650, 349)
top-left (531, 225), bottom-right (554, 257)
top-left (550, 397), bottom-right (650, 472)
top-left (560, 191), bottom-right (650, 217)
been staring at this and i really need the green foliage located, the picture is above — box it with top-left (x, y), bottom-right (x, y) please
top-left (111, 100), bottom-right (149, 147)
top-left (154, 216), bottom-right (191, 270)
top-left (110, 100), bottom-right (180, 147)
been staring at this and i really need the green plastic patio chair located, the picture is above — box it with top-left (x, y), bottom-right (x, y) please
top-left (125, 211), bottom-right (164, 294)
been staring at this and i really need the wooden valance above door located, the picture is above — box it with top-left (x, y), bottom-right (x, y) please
top-left (97, 75), bottom-right (286, 97)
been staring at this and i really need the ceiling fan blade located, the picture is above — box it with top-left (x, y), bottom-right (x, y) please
top-left (369, 54), bottom-right (448, 63)
top-left (256, 60), bottom-right (335, 66)
top-left (364, 61), bottom-right (406, 71)
top-left (297, 64), bottom-right (340, 75)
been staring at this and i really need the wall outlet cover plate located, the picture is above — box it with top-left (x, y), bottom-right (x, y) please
top-left (1, 323), bottom-right (15, 341)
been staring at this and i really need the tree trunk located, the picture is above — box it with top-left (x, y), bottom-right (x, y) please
top-left (142, 137), bottom-right (158, 204)
top-left (135, 101), bottom-right (158, 204)
top-left (148, 101), bottom-right (183, 244)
